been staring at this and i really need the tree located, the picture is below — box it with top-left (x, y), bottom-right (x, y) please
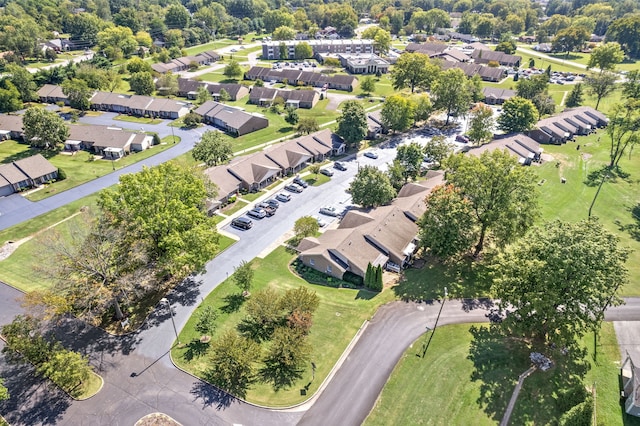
top-left (588, 42), bottom-right (624, 71)
top-left (497, 97), bottom-right (538, 133)
top-left (23, 107), bottom-right (69, 150)
top-left (233, 260), bottom-right (254, 295)
top-left (467, 103), bottom-right (494, 145)
top-left (208, 330), bottom-right (260, 397)
top-left (336, 100), bottom-right (367, 147)
top-left (493, 219), bottom-right (629, 347)
top-left (605, 15), bottom-right (640, 58)
top-left (279, 287), bottom-right (320, 319)
top-left (606, 101), bottom-right (640, 168)
top-left (386, 160), bottom-right (406, 191)
top-left (516, 74), bottom-right (549, 101)
top-left (62, 78), bottom-right (92, 111)
top-left (97, 26), bottom-right (138, 59)
top-left (272, 26), bottom-right (296, 40)
top-left (396, 142), bottom-right (423, 182)
top-left (468, 74), bottom-right (484, 103)
top-left (349, 165), bottom-right (396, 208)
top-left (532, 93), bottom-right (556, 119)
top-left (294, 216), bottom-right (319, 242)
top-left (565, 83), bottom-right (584, 108)
top-left (391, 53), bottom-right (440, 93)
top-left (373, 30), bottom-right (392, 55)
top-left (0, 80), bottom-right (23, 113)
top-left (218, 89), bottom-right (231, 103)
top-left (296, 117), bottom-right (319, 135)
top-left (259, 327), bottom-right (311, 390)
top-left (360, 76), bottom-right (376, 96)
top-left (129, 72), bottom-right (155, 96)
top-left (418, 184), bottom-right (477, 258)
top-left (552, 26), bottom-right (589, 56)
top-left (622, 70), bottom-right (640, 100)
top-left (285, 106), bottom-right (299, 125)
top-left (585, 72), bottom-right (617, 110)
top-left (193, 131), bottom-right (234, 167)
top-left (423, 135), bottom-right (452, 166)
top-left (445, 150), bottom-right (539, 257)
top-left (412, 95), bottom-right (433, 124)
top-left (381, 95), bottom-right (415, 133)
top-left (432, 69), bottom-right (472, 125)
top-left (223, 59), bottom-right (243, 80)
top-left (98, 163), bottom-right (219, 277)
top-left (241, 288), bottom-right (283, 341)
top-left (195, 305), bottom-right (218, 339)
top-left (156, 73), bottom-right (179, 97)
top-left (264, 9), bottom-right (295, 33)
top-left (294, 42), bottom-right (313, 60)
top-left (0, 377), bottom-right (7, 402)
top-left (495, 40), bottom-right (516, 55)
top-left (5, 64), bottom-right (35, 102)
top-left (182, 112), bottom-right (202, 128)
top-left (165, 4), bottom-right (191, 28)
top-left (37, 349), bottom-right (92, 396)
top-left (195, 87), bottom-right (212, 105)
top-left (127, 57), bottom-right (153, 74)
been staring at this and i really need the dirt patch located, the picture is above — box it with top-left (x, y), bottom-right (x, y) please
top-left (581, 153), bottom-right (592, 161)
top-left (0, 238), bottom-right (30, 261)
top-left (135, 413), bottom-right (182, 426)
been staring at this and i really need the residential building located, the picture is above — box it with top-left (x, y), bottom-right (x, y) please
top-left (405, 42), bottom-right (449, 57)
top-left (66, 125), bottom-right (153, 158)
top-left (37, 84), bottom-right (68, 105)
top-left (245, 66), bottom-right (358, 91)
top-left (262, 39), bottom-right (374, 60)
top-left (335, 53), bottom-right (390, 74)
top-left (0, 154), bottom-right (58, 196)
top-left (471, 49), bottom-right (521, 67)
top-left (194, 100), bottom-right (269, 136)
top-left (88, 91), bottom-right (191, 118)
top-left (468, 134), bottom-right (543, 166)
top-left (176, 78), bottom-right (249, 101)
top-left (439, 60), bottom-right (506, 82)
top-left (0, 114), bottom-right (24, 140)
top-left (482, 87), bottom-right (516, 105)
top-left (248, 87), bottom-right (319, 109)
top-left (151, 50), bottom-right (220, 74)
top-left (297, 174), bottom-right (444, 279)
top-left (366, 111), bottom-right (386, 139)
top-left (528, 106), bottom-right (608, 144)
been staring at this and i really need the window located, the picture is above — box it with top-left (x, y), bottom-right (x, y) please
top-left (326, 265), bottom-right (332, 273)
top-left (309, 259), bottom-right (315, 266)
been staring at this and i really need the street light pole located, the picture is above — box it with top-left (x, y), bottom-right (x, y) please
top-left (160, 297), bottom-right (180, 345)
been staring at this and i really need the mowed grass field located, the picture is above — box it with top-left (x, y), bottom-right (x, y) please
top-left (365, 322), bottom-right (639, 426)
top-left (172, 246), bottom-right (393, 407)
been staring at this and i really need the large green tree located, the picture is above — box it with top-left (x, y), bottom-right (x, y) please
top-left (259, 327), bottom-right (311, 391)
top-left (381, 94), bottom-right (414, 133)
top-left (497, 97), bottom-right (538, 133)
top-left (0, 80), bottom-right (23, 113)
top-left (62, 78), bottom-right (93, 111)
top-left (0, 377), bottom-right (7, 402)
top-left (233, 260), bottom-right (254, 294)
top-left (349, 165), bottom-right (396, 208)
top-left (423, 135), bottom-right (452, 166)
top-left (98, 162), bottom-right (219, 276)
top-left (207, 330), bottom-right (260, 398)
top-left (431, 68), bottom-right (471, 125)
top-left (23, 107), bottom-right (69, 150)
top-left (606, 100), bottom-right (640, 168)
top-left (606, 15), bottom-right (640, 58)
top-left (493, 219), bottom-right (629, 346)
top-left (552, 26), bottom-right (589, 55)
top-left (467, 103), bottom-right (494, 145)
top-left (445, 149), bottom-right (539, 256)
top-left (223, 59), bottom-right (243, 80)
top-left (390, 53), bottom-right (440, 93)
top-left (129, 72), bottom-right (155, 96)
top-left (5, 64), bottom-right (35, 102)
top-left (585, 72), bottom-right (618, 110)
top-left (418, 184), bottom-right (477, 258)
top-left (294, 216), bottom-right (319, 242)
top-left (336, 100), bottom-right (367, 148)
top-left (588, 42), bottom-right (624, 71)
top-left (395, 142), bottom-right (423, 182)
top-left (193, 131), bottom-right (234, 167)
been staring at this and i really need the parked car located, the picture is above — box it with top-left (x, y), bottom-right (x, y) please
top-left (312, 215), bottom-right (329, 227)
top-left (455, 135), bottom-right (470, 143)
top-left (231, 216), bottom-right (253, 230)
top-left (265, 198), bottom-right (279, 209)
top-left (319, 206), bottom-right (340, 217)
top-left (276, 192), bottom-right (291, 202)
top-left (293, 176), bottom-right (308, 188)
top-left (363, 151), bottom-right (379, 159)
top-left (320, 168), bottom-right (334, 177)
top-left (247, 208), bottom-right (267, 219)
top-left (255, 202), bottom-right (276, 216)
top-left (334, 161), bottom-right (347, 171)
top-left (285, 183), bottom-right (304, 193)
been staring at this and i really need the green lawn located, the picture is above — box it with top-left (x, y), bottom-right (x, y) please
top-left (221, 200), bottom-right (248, 216)
top-left (240, 190), bottom-right (265, 202)
top-left (171, 246), bottom-right (393, 407)
top-left (77, 371), bottom-right (103, 400)
top-left (0, 138), bottom-right (175, 202)
top-left (112, 115), bottom-right (163, 125)
top-left (516, 48), bottom-right (587, 74)
top-left (365, 322), bottom-right (637, 426)
top-left (307, 173), bottom-right (331, 186)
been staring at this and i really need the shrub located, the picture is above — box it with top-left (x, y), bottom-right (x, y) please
top-left (343, 271), bottom-right (363, 287)
top-left (558, 396), bottom-right (593, 426)
top-left (57, 168), bottom-right (67, 181)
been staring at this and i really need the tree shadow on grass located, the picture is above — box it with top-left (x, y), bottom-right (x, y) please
top-left (355, 289), bottom-right (378, 300)
top-left (584, 165), bottom-right (631, 187)
top-left (278, 126), bottom-right (294, 133)
top-left (468, 325), bottom-right (591, 425)
top-left (617, 203), bottom-right (640, 242)
top-left (258, 361), bottom-right (305, 392)
top-left (190, 380), bottom-right (236, 410)
top-left (182, 340), bottom-right (210, 362)
top-left (394, 255), bottom-right (493, 302)
top-left (220, 293), bottom-right (245, 314)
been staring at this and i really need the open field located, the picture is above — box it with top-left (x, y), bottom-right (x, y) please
top-left (365, 322), bottom-right (638, 426)
top-left (171, 246), bottom-right (393, 407)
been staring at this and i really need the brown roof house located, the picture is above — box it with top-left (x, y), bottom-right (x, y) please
top-left (194, 100), bottom-right (269, 136)
top-left (482, 87), bottom-right (515, 105)
top-left (249, 87), bottom-right (319, 109)
top-left (297, 175), bottom-right (444, 279)
top-left (37, 84), bottom-right (69, 105)
top-left (528, 106), bottom-right (608, 144)
top-left (471, 49), bottom-right (521, 67)
top-left (263, 140), bottom-right (313, 175)
top-left (203, 165), bottom-right (242, 209)
top-left (66, 125), bottom-right (153, 159)
top-left (226, 151), bottom-right (282, 191)
top-left (0, 154), bottom-right (58, 196)
top-left (0, 114), bottom-right (24, 140)
top-left (468, 134), bottom-right (543, 165)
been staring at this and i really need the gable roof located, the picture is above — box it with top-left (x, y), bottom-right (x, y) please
top-left (0, 162), bottom-right (29, 184)
top-left (203, 165), bottom-right (242, 197)
top-left (264, 140), bottom-right (313, 170)
top-left (227, 151), bottom-right (281, 186)
top-left (13, 154), bottom-right (57, 179)
top-left (482, 86), bottom-right (516, 101)
top-left (0, 114), bottom-right (23, 132)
